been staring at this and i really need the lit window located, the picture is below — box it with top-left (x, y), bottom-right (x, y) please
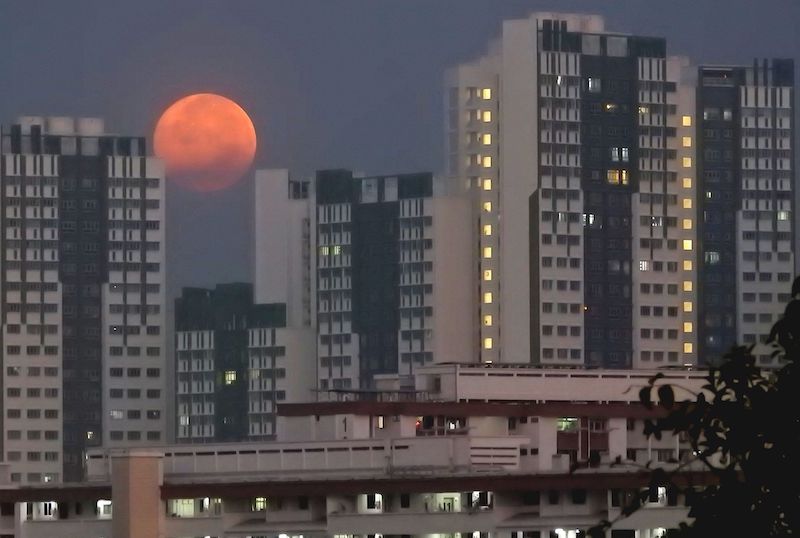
top-left (682, 177), bottom-right (692, 188)
top-left (683, 342), bottom-right (693, 354)
top-left (587, 78), bottom-right (601, 92)
top-left (483, 269), bottom-right (492, 281)
top-left (319, 246), bottom-right (329, 256)
top-left (482, 178), bottom-right (492, 190)
top-left (482, 134), bottom-right (492, 145)
top-left (683, 281), bottom-right (693, 292)
top-left (253, 497), bottom-right (267, 511)
top-left (109, 410), bottom-right (123, 420)
top-left (484, 337), bottom-right (493, 350)
top-left (682, 157), bottom-right (692, 168)
top-left (683, 322), bottom-right (693, 333)
top-left (605, 103), bottom-right (618, 112)
top-left (224, 370), bottom-right (237, 385)
top-left (621, 147), bottom-right (629, 162)
top-left (638, 105), bottom-right (649, 115)
top-left (639, 260), bottom-right (650, 272)
top-left (683, 260), bottom-right (693, 271)
top-left (482, 156), bottom-right (492, 168)
top-left (481, 88), bottom-right (492, 100)
top-left (483, 224), bottom-right (492, 236)
top-left (607, 170), bottom-right (620, 184)
top-left (482, 201), bottom-right (492, 212)
top-left (682, 239), bottom-right (693, 251)
top-left (332, 245), bottom-right (342, 255)
top-left (682, 115), bottom-right (692, 127)
top-left (481, 110), bottom-right (492, 122)
top-left (621, 170), bottom-right (629, 185)
top-left (483, 292), bottom-right (493, 304)
top-left (682, 198), bottom-right (692, 209)
top-left (682, 136), bottom-right (692, 148)
top-left (683, 301), bottom-right (693, 313)
top-left (483, 315), bottom-right (493, 326)
top-left (682, 219), bottom-right (693, 230)
top-left (86, 431), bottom-right (95, 440)
top-left (778, 210), bottom-right (790, 221)
top-left (377, 416), bottom-right (385, 429)
top-left (483, 247), bottom-right (492, 258)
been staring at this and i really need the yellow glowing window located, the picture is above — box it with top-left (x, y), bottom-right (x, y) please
top-left (481, 110), bottom-right (492, 122)
top-left (682, 198), bottom-right (692, 209)
top-left (621, 170), bottom-right (629, 185)
top-left (484, 337), bottom-right (493, 350)
top-left (683, 342), bottom-right (694, 354)
top-left (482, 178), bottom-right (492, 190)
top-left (332, 245), bottom-right (342, 255)
top-left (483, 315), bottom-right (493, 326)
top-left (682, 177), bottom-right (692, 189)
top-left (319, 246), bottom-right (329, 256)
top-left (483, 224), bottom-right (492, 236)
top-left (481, 88), bottom-right (492, 100)
top-left (683, 260), bottom-right (693, 271)
top-left (224, 370), bottom-right (237, 385)
top-left (682, 115), bottom-right (692, 127)
top-left (638, 105), bottom-right (649, 115)
top-left (682, 239), bottom-right (693, 251)
top-left (682, 219), bottom-right (693, 230)
top-left (683, 280), bottom-right (693, 292)
top-left (682, 157), bottom-right (692, 168)
top-left (483, 292), bottom-right (493, 304)
top-left (683, 322), bottom-right (694, 333)
top-left (482, 156), bottom-right (492, 168)
top-left (683, 301), bottom-right (693, 313)
top-left (483, 269), bottom-right (492, 281)
top-left (482, 134), bottom-right (492, 145)
top-left (682, 136), bottom-right (692, 148)
top-left (482, 201), bottom-right (492, 212)
top-left (483, 247), bottom-right (493, 258)
top-left (607, 170), bottom-right (620, 184)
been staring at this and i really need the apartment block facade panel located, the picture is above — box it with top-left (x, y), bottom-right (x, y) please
top-left (0, 116), bottom-right (167, 483)
top-left (446, 14), bottom-right (698, 368)
top-left (697, 60), bottom-right (795, 365)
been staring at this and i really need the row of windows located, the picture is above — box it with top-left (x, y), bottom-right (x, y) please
top-left (541, 234), bottom-right (580, 246)
top-left (542, 325), bottom-right (581, 337)
top-left (109, 367), bottom-right (161, 378)
top-left (6, 367), bottom-right (58, 376)
top-left (109, 346), bottom-right (161, 357)
top-left (108, 325), bottom-right (161, 335)
top-left (542, 348), bottom-right (581, 360)
top-left (109, 409), bottom-right (161, 420)
top-left (6, 409), bottom-right (58, 419)
top-left (5, 345), bottom-right (58, 355)
top-left (7, 430), bottom-right (58, 440)
top-left (5, 451), bottom-right (59, 462)
top-left (541, 257), bottom-right (581, 269)
top-left (742, 272), bottom-right (793, 283)
top-left (640, 306), bottom-right (680, 317)
top-left (542, 302), bottom-right (582, 314)
top-left (640, 328), bottom-right (680, 339)
top-left (6, 388), bottom-right (58, 398)
top-left (541, 279), bottom-right (581, 291)
top-left (109, 430), bottom-right (161, 441)
top-left (641, 283), bottom-right (680, 295)
top-left (640, 351), bottom-right (680, 362)
top-left (109, 389), bottom-right (161, 399)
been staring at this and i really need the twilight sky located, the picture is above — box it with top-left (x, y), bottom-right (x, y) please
top-left (0, 0), bottom-right (797, 297)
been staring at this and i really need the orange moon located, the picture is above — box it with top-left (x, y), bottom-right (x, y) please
top-left (154, 93), bottom-right (257, 192)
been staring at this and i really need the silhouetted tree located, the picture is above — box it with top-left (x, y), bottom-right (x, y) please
top-left (588, 276), bottom-right (800, 537)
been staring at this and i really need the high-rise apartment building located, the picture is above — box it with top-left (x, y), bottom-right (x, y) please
top-left (0, 116), bottom-right (167, 483)
top-left (174, 283), bottom-right (315, 442)
top-left (254, 169), bottom-right (472, 391)
top-left (445, 13), bottom-right (699, 368)
top-left (696, 60), bottom-right (795, 365)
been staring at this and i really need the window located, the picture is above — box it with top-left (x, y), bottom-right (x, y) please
top-left (683, 342), bottom-right (693, 354)
top-left (683, 301), bottom-right (693, 313)
top-left (682, 157), bottom-right (692, 168)
top-left (682, 115), bottom-right (692, 126)
top-left (682, 136), bottom-right (692, 148)
top-left (483, 315), bottom-right (493, 326)
top-left (683, 281), bottom-right (693, 292)
top-left (483, 337), bottom-right (493, 350)
top-left (482, 178), bottom-right (492, 190)
top-left (682, 239), bottom-right (693, 251)
top-left (682, 177), bottom-right (692, 188)
top-left (639, 261), bottom-right (650, 272)
top-left (483, 269), bottom-right (492, 281)
top-left (224, 370), bottom-right (237, 385)
top-left (682, 198), bottom-right (692, 209)
top-left (587, 77), bottom-right (601, 92)
top-left (483, 292), bottom-right (493, 304)
top-left (482, 201), bottom-right (492, 212)
top-left (482, 134), bottom-right (492, 145)
top-left (481, 88), bottom-right (491, 100)
top-left (481, 110), bottom-right (492, 122)
top-left (682, 219), bottom-right (693, 230)
top-left (483, 247), bottom-right (492, 258)
top-left (683, 322), bottom-right (693, 333)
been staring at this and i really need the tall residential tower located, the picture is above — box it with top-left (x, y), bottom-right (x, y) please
top-left (0, 117), bottom-right (167, 483)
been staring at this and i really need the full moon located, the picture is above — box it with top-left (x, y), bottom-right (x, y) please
top-left (153, 93), bottom-right (257, 192)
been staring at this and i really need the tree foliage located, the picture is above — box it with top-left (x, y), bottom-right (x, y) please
top-left (589, 276), bottom-right (800, 537)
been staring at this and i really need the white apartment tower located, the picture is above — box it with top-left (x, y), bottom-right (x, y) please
top-left (0, 117), bottom-right (167, 483)
top-left (254, 169), bottom-right (472, 392)
top-left (445, 13), bottom-right (699, 368)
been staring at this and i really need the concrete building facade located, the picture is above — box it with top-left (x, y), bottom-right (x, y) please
top-left (0, 117), bottom-right (168, 484)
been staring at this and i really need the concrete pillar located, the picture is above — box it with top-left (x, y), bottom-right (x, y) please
top-left (607, 417), bottom-right (627, 460)
top-left (111, 449), bottom-right (164, 538)
top-left (537, 417), bottom-right (558, 471)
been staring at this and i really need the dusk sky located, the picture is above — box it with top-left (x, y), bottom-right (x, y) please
top-left (1, 0), bottom-right (797, 296)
